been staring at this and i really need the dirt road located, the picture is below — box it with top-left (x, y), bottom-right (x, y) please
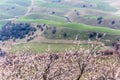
top-left (24, 0), bottom-right (35, 16)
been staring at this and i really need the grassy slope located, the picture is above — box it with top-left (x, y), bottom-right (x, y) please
top-left (16, 17), bottom-right (120, 35)
top-left (16, 17), bottom-right (120, 46)
top-left (27, 13), bottom-right (67, 22)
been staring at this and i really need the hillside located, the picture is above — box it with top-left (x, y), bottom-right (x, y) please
top-left (0, 0), bottom-right (120, 52)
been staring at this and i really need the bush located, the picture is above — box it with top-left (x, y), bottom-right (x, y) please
top-left (97, 16), bottom-right (103, 21)
top-left (111, 20), bottom-right (115, 24)
top-left (52, 27), bottom-right (57, 34)
top-left (89, 32), bottom-right (97, 38)
top-left (97, 33), bottom-right (103, 39)
top-left (63, 32), bottom-right (67, 38)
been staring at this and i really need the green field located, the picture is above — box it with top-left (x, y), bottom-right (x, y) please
top-left (10, 43), bottom-right (74, 53)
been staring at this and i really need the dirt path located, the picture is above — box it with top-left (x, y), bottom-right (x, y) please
top-left (0, 18), bottom-right (17, 22)
top-left (33, 38), bottom-right (104, 45)
top-left (13, 37), bottom-right (104, 46)
top-left (63, 16), bottom-right (72, 22)
top-left (24, 0), bottom-right (35, 16)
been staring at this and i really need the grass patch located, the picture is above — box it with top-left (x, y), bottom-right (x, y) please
top-left (27, 13), bottom-right (67, 22)
top-left (10, 43), bottom-right (74, 53)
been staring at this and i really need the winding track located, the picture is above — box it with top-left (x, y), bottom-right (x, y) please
top-left (24, 0), bottom-right (35, 16)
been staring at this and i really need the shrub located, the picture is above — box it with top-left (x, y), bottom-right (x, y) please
top-left (52, 27), bottom-right (57, 34)
top-left (63, 32), bottom-right (67, 38)
top-left (97, 16), bottom-right (103, 21)
top-left (111, 20), bottom-right (115, 24)
top-left (89, 32), bottom-right (97, 38)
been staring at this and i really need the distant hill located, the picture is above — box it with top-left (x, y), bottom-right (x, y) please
top-left (0, 0), bottom-right (120, 51)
